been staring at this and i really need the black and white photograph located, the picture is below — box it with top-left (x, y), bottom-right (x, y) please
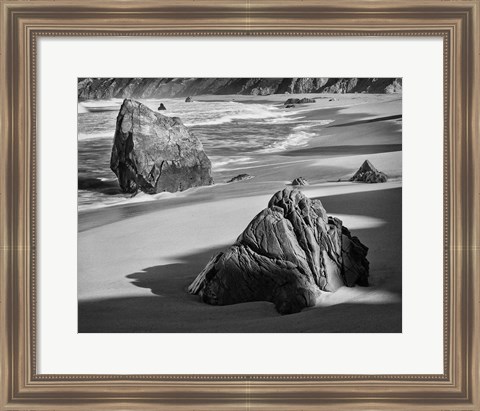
top-left (77, 77), bottom-right (402, 333)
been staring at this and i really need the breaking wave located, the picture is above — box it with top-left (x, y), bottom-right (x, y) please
top-left (78, 97), bottom-right (334, 209)
top-left (263, 130), bottom-right (315, 153)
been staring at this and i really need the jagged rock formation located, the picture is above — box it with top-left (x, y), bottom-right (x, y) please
top-left (158, 103), bottom-right (166, 110)
top-left (284, 98), bottom-right (316, 105)
top-left (320, 78), bottom-right (402, 94)
top-left (78, 78), bottom-right (403, 100)
top-left (110, 99), bottom-right (213, 194)
top-left (291, 177), bottom-right (309, 186)
top-left (384, 78), bottom-right (402, 94)
top-left (227, 174), bottom-right (254, 183)
top-left (350, 160), bottom-right (388, 183)
top-left (185, 96), bottom-right (192, 102)
top-left (188, 188), bottom-right (369, 314)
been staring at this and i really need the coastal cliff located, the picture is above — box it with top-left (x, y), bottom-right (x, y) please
top-left (78, 77), bottom-right (402, 100)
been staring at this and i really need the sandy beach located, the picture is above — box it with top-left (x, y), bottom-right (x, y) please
top-left (78, 93), bottom-right (402, 332)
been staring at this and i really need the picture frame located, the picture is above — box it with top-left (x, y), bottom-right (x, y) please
top-left (0, 0), bottom-right (478, 409)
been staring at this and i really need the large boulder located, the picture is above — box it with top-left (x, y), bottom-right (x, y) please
top-left (350, 160), bottom-right (388, 183)
top-left (158, 103), bottom-right (166, 110)
top-left (185, 96), bottom-right (192, 102)
top-left (110, 99), bottom-right (213, 194)
top-left (188, 188), bottom-right (369, 314)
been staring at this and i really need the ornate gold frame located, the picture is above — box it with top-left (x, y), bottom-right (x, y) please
top-left (1, 0), bottom-right (479, 409)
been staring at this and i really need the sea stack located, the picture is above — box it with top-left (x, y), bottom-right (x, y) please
top-left (158, 103), bottom-right (166, 110)
top-left (188, 188), bottom-right (369, 315)
top-left (110, 99), bottom-right (213, 194)
top-left (350, 160), bottom-right (388, 183)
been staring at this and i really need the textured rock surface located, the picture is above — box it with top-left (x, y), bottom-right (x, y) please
top-left (227, 174), bottom-right (254, 183)
top-left (292, 177), bottom-right (309, 186)
top-left (110, 99), bottom-right (213, 194)
top-left (78, 78), bottom-right (402, 100)
top-left (157, 103), bottom-right (166, 110)
top-left (185, 96), bottom-right (192, 102)
top-left (285, 104), bottom-right (295, 108)
top-left (350, 160), bottom-right (388, 183)
top-left (188, 188), bottom-right (369, 314)
top-left (284, 98), bottom-right (316, 105)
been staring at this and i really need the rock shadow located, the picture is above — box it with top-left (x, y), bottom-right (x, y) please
top-left (79, 188), bottom-right (402, 333)
top-left (125, 246), bottom-right (225, 299)
top-left (315, 186), bottom-right (403, 296)
top-left (78, 176), bottom-right (121, 195)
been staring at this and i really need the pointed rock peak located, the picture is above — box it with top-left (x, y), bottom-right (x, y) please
top-left (268, 187), bottom-right (299, 205)
top-left (350, 160), bottom-right (388, 184)
top-left (121, 98), bottom-right (165, 118)
top-left (359, 160), bottom-right (377, 172)
top-left (268, 187), bottom-right (310, 211)
top-left (119, 98), bottom-right (135, 113)
top-left (121, 98), bottom-right (133, 107)
top-left (267, 188), bottom-right (328, 228)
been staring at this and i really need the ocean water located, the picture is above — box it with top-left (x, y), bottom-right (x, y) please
top-left (78, 98), bottom-right (332, 210)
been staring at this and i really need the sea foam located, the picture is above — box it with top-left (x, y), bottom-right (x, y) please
top-left (263, 130), bottom-right (315, 153)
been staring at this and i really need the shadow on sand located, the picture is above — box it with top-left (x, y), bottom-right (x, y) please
top-left (327, 114), bottom-right (402, 128)
top-left (78, 176), bottom-right (121, 195)
top-left (282, 144), bottom-right (402, 158)
top-left (78, 188), bottom-right (402, 333)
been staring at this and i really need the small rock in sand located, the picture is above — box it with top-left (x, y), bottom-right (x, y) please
top-left (227, 174), bottom-right (254, 183)
top-left (291, 177), bottom-right (309, 186)
top-left (284, 98), bottom-right (316, 105)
